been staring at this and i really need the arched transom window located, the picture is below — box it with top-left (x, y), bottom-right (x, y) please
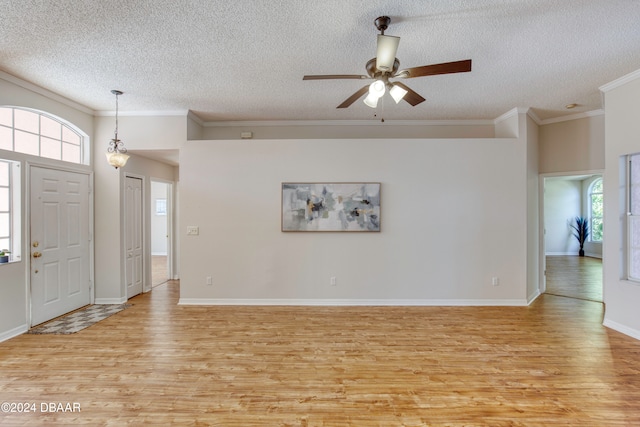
top-left (0, 107), bottom-right (87, 165)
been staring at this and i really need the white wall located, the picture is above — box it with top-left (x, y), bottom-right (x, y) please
top-left (544, 178), bottom-right (581, 254)
top-left (601, 70), bottom-right (640, 340)
top-left (525, 114), bottom-right (540, 302)
top-left (201, 122), bottom-right (496, 140)
top-left (179, 135), bottom-right (530, 305)
top-left (539, 114), bottom-right (605, 174)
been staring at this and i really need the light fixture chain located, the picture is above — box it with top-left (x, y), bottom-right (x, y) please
top-left (107, 90), bottom-right (126, 154)
top-left (105, 89), bottom-right (130, 169)
top-left (114, 91), bottom-right (119, 140)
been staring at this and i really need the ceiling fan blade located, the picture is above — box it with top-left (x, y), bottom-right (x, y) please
top-left (392, 82), bottom-right (426, 106)
top-left (399, 59), bottom-right (472, 79)
top-left (337, 85), bottom-right (370, 108)
top-left (376, 34), bottom-right (400, 72)
top-left (303, 74), bottom-right (369, 80)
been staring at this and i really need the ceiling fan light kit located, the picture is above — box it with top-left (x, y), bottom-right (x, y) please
top-left (389, 84), bottom-right (408, 104)
top-left (303, 16), bottom-right (472, 111)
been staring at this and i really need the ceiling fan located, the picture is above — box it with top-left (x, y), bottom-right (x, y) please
top-left (303, 16), bottom-right (472, 109)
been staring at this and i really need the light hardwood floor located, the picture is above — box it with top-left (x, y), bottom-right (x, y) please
top-left (545, 255), bottom-right (603, 302)
top-left (151, 255), bottom-right (169, 287)
top-left (1, 281), bottom-right (640, 425)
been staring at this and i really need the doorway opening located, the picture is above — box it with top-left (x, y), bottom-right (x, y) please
top-left (541, 173), bottom-right (603, 302)
top-left (151, 180), bottom-right (172, 287)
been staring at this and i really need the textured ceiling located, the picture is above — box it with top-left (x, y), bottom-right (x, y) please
top-left (1, 0), bottom-right (639, 122)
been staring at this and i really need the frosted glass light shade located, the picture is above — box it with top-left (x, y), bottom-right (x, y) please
top-left (363, 92), bottom-right (379, 108)
top-left (369, 80), bottom-right (386, 98)
top-left (389, 84), bottom-right (408, 103)
top-left (106, 151), bottom-right (130, 169)
top-left (376, 35), bottom-right (400, 71)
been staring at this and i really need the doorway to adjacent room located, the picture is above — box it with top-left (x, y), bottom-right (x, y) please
top-left (151, 180), bottom-right (172, 287)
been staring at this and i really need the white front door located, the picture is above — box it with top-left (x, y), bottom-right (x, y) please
top-left (30, 167), bottom-right (91, 326)
top-left (125, 176), bottom-right (143, 298)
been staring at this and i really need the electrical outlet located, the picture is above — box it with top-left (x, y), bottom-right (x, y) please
top-left (187, 226), bottom-right (199, 236)
top-left (492, 277), bottom-right (500, 286)
top-left (206, 276), bottom-right (212, 286)
top-left (330, 276), bottom-right (337, 286)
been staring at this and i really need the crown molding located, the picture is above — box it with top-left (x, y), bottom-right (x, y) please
top-left (493, 107), bottom-right (530, 125)
top-left (94, 110), bottom-right (189, 117)
top-left (1, 68), bottom-right (610, 127)
top-left (539, 109), bottom-right (604, 125)
top-left (0, 69), bottom-right (95, 115)
top-left (599, 68), bottom-right (640, 93)
top-left (187, 110), bottom-right (205, 126)
top-left (526, 108), bottom-right (542, 125)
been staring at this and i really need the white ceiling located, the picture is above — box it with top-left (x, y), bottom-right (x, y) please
top-left (1, 1), bottom-right (639, 123)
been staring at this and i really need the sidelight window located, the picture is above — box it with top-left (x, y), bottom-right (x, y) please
top-left (0, 159), bottom-right (20, 264)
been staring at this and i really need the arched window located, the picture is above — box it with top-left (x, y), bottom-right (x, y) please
top-left (0, 107), bottom-right (87, 165)
top-left (589, 178), bottom-right (603, 242)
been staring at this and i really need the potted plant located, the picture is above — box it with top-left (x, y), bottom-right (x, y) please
top-left (0, 249), bottom-right (10, 264)
top-left (570, 217), bottom-right (589, 257)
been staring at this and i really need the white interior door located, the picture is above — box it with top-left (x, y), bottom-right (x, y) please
top-left (125, 176), bottom-right (143, 298)
top-left (30, 167), bottom-right (91, 326)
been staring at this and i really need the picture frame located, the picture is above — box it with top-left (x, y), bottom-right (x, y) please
top-left (281, 182), bottom-right (380, 232)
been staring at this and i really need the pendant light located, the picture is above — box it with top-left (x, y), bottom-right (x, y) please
top-left (105, 90), bottom-right (130, 169)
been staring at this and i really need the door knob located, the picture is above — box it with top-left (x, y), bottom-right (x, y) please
top-left (32, 241), bottom-right (39, 248)
top-left (32, 251), bottom-right (42, 258)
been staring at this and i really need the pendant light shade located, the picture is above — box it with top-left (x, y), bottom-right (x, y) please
top-left (106, 90), bottom-right (129, 169)
top-left (363, 79), bottom-right (387, 108)
top-left (363, 92), bottom-right (380, 108)
top-left (369, 79), bottom-right (386, 98)
top-left (105, 151), bottom-right (130, 168)
top-left (389, 83), bottom-right (408, 103)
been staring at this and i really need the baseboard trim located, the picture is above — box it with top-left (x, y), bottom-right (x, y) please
top-left (545, 252), bottom-right (602, 259)
top-left (178, 298), bottom-right (529, 307)
top-left (527, 289), bottom-right (542, 305)
top-left (0, 324), bottom-right (29, 343)
top-left (603, 318), bottom-right (640, 341)
top-left (95, 297), bottom-right (127, 304)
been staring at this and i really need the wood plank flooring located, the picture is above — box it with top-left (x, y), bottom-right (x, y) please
top-left (151, 255), bottom-right (169, 287)
top-left (545, 256), bottom-right (603, 302)
top-left (1, 281), bottom-right (640, 425)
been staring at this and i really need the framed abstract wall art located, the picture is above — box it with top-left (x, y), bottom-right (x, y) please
top-left (282, 182), bottom-right (380, 232)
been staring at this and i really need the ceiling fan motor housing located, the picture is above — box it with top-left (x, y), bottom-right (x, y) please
top-left (374, 16), bottom-right (391, 34)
